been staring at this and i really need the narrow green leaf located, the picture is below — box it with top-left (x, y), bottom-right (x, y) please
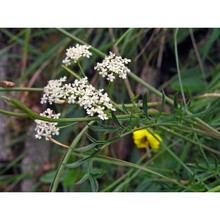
top-left (74, 173), bottom-right (90, 185)
top-left (40, 171), bottom-right (57, 183)
top-left (208, 185), bottom-right (220, 192)
top-left (66, 158), bottom-right (86, 168)
top-left (86, 134), bottom-right (106, 144)
top-left (86, 134), bottom-right (98, 143)
top-left (111, 112), bottom-right (124, 128)
top-left (89, 175), bottom-right (99, 192)
top-left (74, 143), bottom-right (97, 152)
top-left (89, 124), bottom-right (120, 133)
top-left (122, 104), bottom-right (129, 114)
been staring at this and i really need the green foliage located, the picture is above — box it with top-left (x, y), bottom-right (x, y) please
top-left (0, 28), bottom-right (220, 192)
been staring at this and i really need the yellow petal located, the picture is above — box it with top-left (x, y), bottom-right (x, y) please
top-left (133, 129), bottom-right (162, 150)
top-left (133, 129), bottom-right (149, 148)
top-left (145, 130), bottom-right (162, 150)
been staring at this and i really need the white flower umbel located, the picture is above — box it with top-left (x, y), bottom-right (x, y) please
top-left (41, 76), bottom-right (67, 105)
top-left (41, 77), bottom-right (116, 120)
top-left (67, 77), bottom-right (116, 120)
top-left (94, 52), bottom-right (131, 82)
top-left (62, 44), bottom-right (92, 66)
top-left (35, 108), bottom-right (61, 141)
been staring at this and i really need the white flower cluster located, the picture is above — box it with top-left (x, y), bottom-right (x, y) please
top-left (35, 108), bottom-right (61, 141)
top-left (41, 76), bottom-right (67, 105)
top-left (40, 77), bottom-right (115, 120)
top-left (94, 52), bottom-right (131, 82)
top-left (62, 44), bottom-right (92, 66)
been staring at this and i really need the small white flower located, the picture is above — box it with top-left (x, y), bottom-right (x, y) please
top-left (94, 51), bottom-right (131, 81)
top-left (35, 108), bottom-right (61, 141)
top-left (86, 107), bottom-right (96, 116)
top-left (62, 44), bottom-right (92, 66)
top-left (98, 112), bottom-right (108, 120)
top-left (62, 57), bottom-right (71, 66)
top-left (107, 73), bottom-right (115, 82)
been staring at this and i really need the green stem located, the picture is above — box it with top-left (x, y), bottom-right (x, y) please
top-left (1, 102), bottom-right (219, 140)
top-left (119, 102), bottom-right (160, 108)
top-left (77, 61), bottom-right (86, 77)
top-left (61, 65), bottom-right (81, 79)
top-left (50, 121), bottom-right (95, 192)
top-left (0, 109), bottom-right (29, 118)
top-left (114, 29), bottom-right (134, 46)
top-left (0, 87), bottom-right (43, 92)
top-left (174, 28), bottom-right (187, 110)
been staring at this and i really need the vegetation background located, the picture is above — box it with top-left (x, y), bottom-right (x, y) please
top-left (0, 28), bottom-right (220, 192)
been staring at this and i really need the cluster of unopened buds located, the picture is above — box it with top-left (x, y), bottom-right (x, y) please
top-left (35, 44), bottom-right (131, 140)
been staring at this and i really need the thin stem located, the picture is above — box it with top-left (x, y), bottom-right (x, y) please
top-left (50, 121), bottom-right (95, 192)
top-left (0, 109), bottom-right (29, 118)
top-left (0, 87), bottom-right (43, 92)
top-left (114, 28), bottom-right (134, 46)
top-left (61, 65), bottom-right (81, 79)
top-left (174, 28), bottom-right (187, 110)
top-left (124, 78), bottom-right (134, 98)
top-left (117, 102), bottom-right (160, 108)
top-left (77, 61), bottom-right (86, 77)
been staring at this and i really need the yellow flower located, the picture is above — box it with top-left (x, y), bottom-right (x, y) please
top-left (133, 129), bottom-right (162, 150)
